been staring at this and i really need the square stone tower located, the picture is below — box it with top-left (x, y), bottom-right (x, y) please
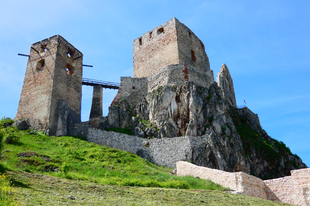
top-left (15, 35), bottom-right (83, 136)
top-left (133, 17), bottom-right (211, 78)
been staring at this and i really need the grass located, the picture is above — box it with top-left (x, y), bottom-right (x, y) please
top-left (0, 123), bottom-right (224, 191)
top-left (0, 118), bottom-right (293, 205)
top-left (105, 127), bottom-right (134, 135)
top-left (0, 173), bottom-right (19, 206)
top-left (9, 171), bottom-right (291, 206)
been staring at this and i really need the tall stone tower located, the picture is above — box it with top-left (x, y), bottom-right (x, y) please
top-left (133, 17), bottom-right (212, 79)
top-left (15, 35), bottom-right (83, 136)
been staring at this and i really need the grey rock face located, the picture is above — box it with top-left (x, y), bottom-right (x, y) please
top-left (104, 81), bottom-right (307, 179)
top-left (216, 64), bottom-right (237, 107)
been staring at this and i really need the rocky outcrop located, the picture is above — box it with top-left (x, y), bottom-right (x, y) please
top-left (104, 80), bottom-right (307, 179)
top-left (217, 64), bottom-right (237, 107)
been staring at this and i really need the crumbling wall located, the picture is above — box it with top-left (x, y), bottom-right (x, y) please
top-left (15, 35), bottom-right (83, 136)
top-left (177, 161), bottom-right (310, 205)
top-left (133, 18), bottom-right (179, 78)
top-left (133, 17), bottom-right (213, 82)
top-left (147, 63), bottom-right (214, 93)
top-left (175, 19), bottom-right (212, 78)
top-left (264, 168), bottom-right (310, 206)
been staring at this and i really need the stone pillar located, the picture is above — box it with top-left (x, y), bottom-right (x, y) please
top-left (90, 85), bottom-right (103, 119)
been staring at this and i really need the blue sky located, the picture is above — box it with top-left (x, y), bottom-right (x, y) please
top-left (0, 0), bottom-right (309, 167)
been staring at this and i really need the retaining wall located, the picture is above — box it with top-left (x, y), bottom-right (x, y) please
top-left (176, 161), bottom-right (266, 199)
top-left (177, 161), bottom-right (310, 206)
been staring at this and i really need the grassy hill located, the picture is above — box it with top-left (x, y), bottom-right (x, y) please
top-left (0, 118), bottom-right (291, 205)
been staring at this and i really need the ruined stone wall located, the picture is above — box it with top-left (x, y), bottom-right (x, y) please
top-left (133, 18), bottom-right (179, 78)
top-left (133, 17), bottom-right (213, 81)
top-left (49, 36), bottom-right (83, 135)
top-left (87, 127), bottom-right (192, 168)
top-left (15, 36), bottom-right (58, 131)
top-left (176, 161), bottom-right (267, 199)
top-left (147, 64), bottom-right (214, 93)
top-left (175, 19), bottom-right (213, 79)
top-left (111, 76), bottom-right (148, 107)
top-left (178, 161), bottom-right (310, 205)
top-left (264, 168), bottom-right (310, 206)
top-left (15, 35), bottom-right (83, 136)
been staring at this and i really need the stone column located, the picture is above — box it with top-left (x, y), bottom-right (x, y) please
top-left (89, 85), bottom-right (103, 119)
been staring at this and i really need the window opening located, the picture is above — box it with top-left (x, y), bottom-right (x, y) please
top-left (149, 31), bottom-right (152, 38)
top-left (189, 31), bottom-right (192, 37)
top-left (157, 27), bottom-right (164, 35)
top-left (67, 48), bottom-right (74, 61)
top-left (191, 50), bottom-right (196, 62)
top-left (36, 59), bottom-right (45, 71)
top-left (201, 42), bottom-right (205, 50)
top-left (65, 63), bottom-right (74, 76)
top-left (40, 44), bottom-right (47, 53)
top-left (139, 38), bottom-right (142, 46)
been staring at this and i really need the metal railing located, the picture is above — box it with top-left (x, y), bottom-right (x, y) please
top-left (82, 78), bottom-right (120, 89)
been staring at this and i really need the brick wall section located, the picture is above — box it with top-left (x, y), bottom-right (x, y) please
top-left (176, 161), bottom-right (267, 199)
top-left (15, 35), bottom-right (83, 135)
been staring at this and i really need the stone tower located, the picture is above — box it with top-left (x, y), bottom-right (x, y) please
top-left (15, 35), bottom-right (83, 136)
top-left (133, 17), bottom-right (212, 80)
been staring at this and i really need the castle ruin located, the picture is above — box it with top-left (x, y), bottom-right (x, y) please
top-left (15, 18), bottom-right (308, 205)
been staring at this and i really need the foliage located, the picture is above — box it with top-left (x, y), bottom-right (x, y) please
top-left (0, 127), bottom-right (226, 191)
top-left (3, 129), bottom-right (20, 145)
top-left (229, 109), bottom-right (301, 179)
top-left (206, 94), bottom-right (212, 101)
top-left (105, 127), bottom-right (134, 135)
top-left (0, 116), bottom-right (14, 129)
top-left (0, 174), bottom-right (19, 206)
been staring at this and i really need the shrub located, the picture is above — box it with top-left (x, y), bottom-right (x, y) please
top-left (4, 133), bottom-right (20, 144)
top-left (0, 117), bottom-right (14, 129)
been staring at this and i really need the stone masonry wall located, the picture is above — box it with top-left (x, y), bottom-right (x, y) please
top-left (175, 18), bottom-right (212, 78)
top-left (15, 35), bottom-right (83, 136)
top-left (178, 161), bottom-right (310, 205)
top-left (176, 161), bottom-right (267, 199)
top-left (133, 18), bottom-right (179, 78)
top-left (87, 127), bottom-right (193, 168)
top-left (133, 17), bottom-right (213, 81)
top-left (264, 168), bottom-right (310, 206)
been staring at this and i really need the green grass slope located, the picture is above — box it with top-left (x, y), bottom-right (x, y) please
top-left (0, 118), bottom-right (292, 205)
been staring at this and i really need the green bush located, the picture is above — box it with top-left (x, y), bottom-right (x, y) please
top-left (0, 117), bottom-right (14, 129)
top-left (4, 134), bottom-right (20, 144)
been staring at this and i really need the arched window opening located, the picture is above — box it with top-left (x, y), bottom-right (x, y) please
top-left (65, 63), bottom-right (74, 76)
top-left (36, 59), bottom-right (45, 71)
